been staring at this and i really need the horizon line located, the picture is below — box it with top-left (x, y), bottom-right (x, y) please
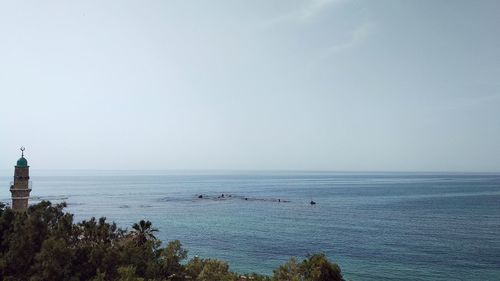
top-left (0, 168), bottom-right (499, 174)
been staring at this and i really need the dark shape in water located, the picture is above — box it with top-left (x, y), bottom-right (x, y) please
top-left (310, 200), bottom-right (316, 205)
top-left (198, 194), bottom-right (203, 199)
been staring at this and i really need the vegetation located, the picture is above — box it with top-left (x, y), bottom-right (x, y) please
top-left (0, 201), bottom-right (345, 281)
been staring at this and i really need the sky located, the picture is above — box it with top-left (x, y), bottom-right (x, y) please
top-left (0, 0), bottom-right (499, 172)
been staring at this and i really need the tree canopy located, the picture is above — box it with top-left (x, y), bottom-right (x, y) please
top-left (0, 201), bottom-right (344, 281)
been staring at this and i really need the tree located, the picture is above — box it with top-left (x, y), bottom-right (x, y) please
top-left (117, 266), bottom-right (144, 281)
top-left (197, 259), bottom-right (237, 281)
top-left (130, 220), bottom-right (158, 246)
top-left (273, 254), bottom-right (344, 281)
top-left (301, 254), bottom-right (344, 281)
top-left (159, 240), bottom-right (188, 280)
top-left (185, 256), bottom-right (205, 279)
top-left (29, 237), bottom-right (77, 281)
top-left (0, 201), bottom-right (346, 281)
top-left (273, 258), bottom-right (302, 281)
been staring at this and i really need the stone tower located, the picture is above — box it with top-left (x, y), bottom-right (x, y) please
top-left (10, 147), bottom-right (32, 211)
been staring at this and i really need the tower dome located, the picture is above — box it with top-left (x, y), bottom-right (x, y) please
top-left (16, 157), bottom-right (28, 167)
top-left (16, 147), bottom-right (28, 167)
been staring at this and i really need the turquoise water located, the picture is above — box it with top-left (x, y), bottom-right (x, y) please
top-left (1, 170), bottom-right (499, 280)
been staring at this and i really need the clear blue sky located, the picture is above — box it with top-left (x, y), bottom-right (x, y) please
top-left (1, 0), bottom-right (499, 171)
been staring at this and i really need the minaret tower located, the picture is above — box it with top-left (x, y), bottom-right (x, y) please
top-left (10, 147), bottom-right (32, 211)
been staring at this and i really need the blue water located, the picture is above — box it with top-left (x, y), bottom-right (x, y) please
top-left (1, 170), bottom-right (499, 280)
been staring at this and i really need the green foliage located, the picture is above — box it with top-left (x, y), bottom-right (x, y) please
top-left (273, 254), bottom-right (345, 281)
top-left (301, 253), bottom-right (344, 281)
top-left (131, 220), bottom-right (158, 246)
top-left (159, 240), bottom-right (188, 280)
top-left (243, 273), bottom-right (272, 281)
top-left (185, 256), bottom-right (205, 279)
top-left (30, 237), bottom-right (76, 281)
top-left (196, 259), bottom-right (237, 281)
top-left (0, 201), bottom-right (345, 281)
top-left (91, 270), bottom-right (107, 281)
top-left (273, 258), bottom-right (302, 281)
top-left (117, 266), bottom-right (144, 281)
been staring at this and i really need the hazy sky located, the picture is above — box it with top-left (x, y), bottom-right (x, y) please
top-left (1, 0), bottom-right (499, 171)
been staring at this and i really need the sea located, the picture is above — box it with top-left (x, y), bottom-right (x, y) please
top-left (1, 170), bottom-right (499, 281)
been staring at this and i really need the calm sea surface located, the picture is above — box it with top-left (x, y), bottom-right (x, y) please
top-left (1, 170), bottom-right (499, 280)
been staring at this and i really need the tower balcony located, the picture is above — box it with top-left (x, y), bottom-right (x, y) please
top-left (10, 181), bottom-right (33, 190)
